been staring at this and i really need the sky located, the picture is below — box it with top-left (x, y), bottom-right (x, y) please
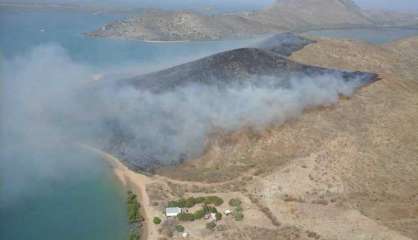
top-left (4, 0), bottom-right (418, 12)
top-left (354, 0), bottom-right (418, 12)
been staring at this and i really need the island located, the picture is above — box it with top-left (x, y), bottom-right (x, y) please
top-left (86, 0), bottom-right (418, 41)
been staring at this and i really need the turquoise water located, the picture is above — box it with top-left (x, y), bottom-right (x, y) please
top-left (0, 149), bottom-right (130, 240)
top-left (0, 9), bottom-right (132, 240)
top-left (0, 8), bottom-right (256, 67)
top-left (0, 8), bottom-right (255, 240)
top-left (305, 27), bottom-right (418, 44)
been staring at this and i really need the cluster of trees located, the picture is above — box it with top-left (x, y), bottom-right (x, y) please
top-left (177, 205), bottom-right (221, 222)
top-left (168, 196), bottom-right (224, 208)
top-left (229, 198), bottom-right (244, 221)
top-left (128, 231), bottom-right (140, 240)
top-left (127, 191), bottom-right (142, 224)
top-left (127, 191), bottom-right (144, 240)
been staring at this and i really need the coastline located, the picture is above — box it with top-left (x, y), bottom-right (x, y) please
top-left (80, 145), bottom-right (158, 240)
top-left (143, 40), bottom-right (190, 43)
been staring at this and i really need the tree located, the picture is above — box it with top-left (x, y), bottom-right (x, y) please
top-left (175, 225), bottom-right (185, 232)
top-left (153, 217), bottom-right (162, 224)
top-left (193, 209), bottom-right (205, 220)
top-left (203, 205), bottom-right (218, 214)
top-left (184, 197), bottom-right (196, 208)
top-left (128, 229), bottom-right (140, 240)
top-left (127, 191), bottom-right (141, 223)
top-left (215, 212), bottom-right (222, 221)
top-left (204, 196), bottom-right (224, 206)
top-left (206, 221), bottom-right (216, 230)
top-left (234, 212), bottom-right (244, 221)
top-left (167, 200), bottom-right (179, 207)
top-left (177, 213), bottom-right (195, 222)
top-left (228, 198), bottom-right (242, 207)
top-left (195, 197), bottom-right (206, 204)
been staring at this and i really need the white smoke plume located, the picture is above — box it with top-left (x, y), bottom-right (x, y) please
top-left (1, 44), bottom-right (368, 174)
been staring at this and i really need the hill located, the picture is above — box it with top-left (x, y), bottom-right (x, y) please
top-left (87, 9), bottom-right (281, 41)
top-left (155, 36), bottom-right (418, 240)
top-left (123, 47), bottom-right (376, 93)
top-left (87, 0), bottom-right (418, 41)
top-left (101, 34), bottom-right (377, 171)
top-left (246, 0), bottom-right (371, 30)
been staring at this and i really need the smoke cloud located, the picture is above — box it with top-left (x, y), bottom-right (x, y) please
top-left (1, 44), bottom-right (367, 175)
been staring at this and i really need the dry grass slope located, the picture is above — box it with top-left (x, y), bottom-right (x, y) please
top-left (156, 36), bottom-right (418, 239)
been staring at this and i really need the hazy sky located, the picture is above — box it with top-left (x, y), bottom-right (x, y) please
top-left (6, 0), bottom-right (418, 12)
top-left (102, 0), bottom-right (418, 12)
top-left (354, 0), bottom-right (418, 12)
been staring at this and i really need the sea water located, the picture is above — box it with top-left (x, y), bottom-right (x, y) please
top-left (0, 7), bottom-right (255, 240)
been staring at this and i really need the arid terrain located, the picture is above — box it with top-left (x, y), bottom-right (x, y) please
top-left (100, 35), bottom-right (418, 240)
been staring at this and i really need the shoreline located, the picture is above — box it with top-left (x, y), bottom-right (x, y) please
top-left (86, 26), bottom-right (418, 43)
top-left (80, 145), bottom-right (158, 240)
top-left (143, 40), bottom-right (190, 43)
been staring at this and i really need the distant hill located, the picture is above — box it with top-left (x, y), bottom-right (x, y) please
top-left (246, 0), bottom-right (371, 30)
top-left (87, 0), bottom-right (418, 41)
top-left (87, 9), bottom-right (281, 41)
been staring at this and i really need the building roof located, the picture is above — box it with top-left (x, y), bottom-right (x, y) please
top-left (165, 207), bottom-right (182, 215)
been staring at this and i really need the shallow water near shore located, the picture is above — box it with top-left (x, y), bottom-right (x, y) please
top-left (0, 148), bottom-right (130, 240)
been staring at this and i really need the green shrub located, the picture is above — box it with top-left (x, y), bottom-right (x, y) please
top-left (206, 221), bottom-right (216, 230)
top-left (168, 196), bottom-right (224, 209)
top-left (153, 217), bottom-right (161, 225)
top-left (235, 205), bottom-right (243, 212)
top-left (215, 212), bottom-right (222, 221)
top-left (169, 197), bottom-right (198, 208)
top-left (228, 198), bottom-right (242, 207)
top-left (203, 205), bottom-right (218, 214)
top-left (177, 212), bottom-right (195, 222)
top-left (167, 200), bottom-right (179, 207)
top-left (195, 197), bottom-right (206, 204)
top-left (234, 211), bottom-right (244, 221)
top-left (193, 209), bottom-right (205, 220)
top-left (177, 198), bottom-right (187, 208)
top-left (204, 196), bottom-right (224, 206)
top-left (128, 231), bottom-right (140, 240)
top-left (127, 191), bottom-right (141, 223)
top-left (175, 225), bottom-right (185, 232)
top-left (127, 191), bottom-right (137, 202)
top-left (184, 197), bottom-right (196, 208)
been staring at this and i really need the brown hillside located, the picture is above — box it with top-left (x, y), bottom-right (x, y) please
top-left (157, 36), bottom-right (418, 239)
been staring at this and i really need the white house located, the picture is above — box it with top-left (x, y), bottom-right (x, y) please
top-left (165, 207), bottom-right (182, 217)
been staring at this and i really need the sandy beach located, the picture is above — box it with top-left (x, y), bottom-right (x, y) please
top-left (143, 40), bottom-right (190, 43)
top-left (80, 145), bottom-right (159, 240)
